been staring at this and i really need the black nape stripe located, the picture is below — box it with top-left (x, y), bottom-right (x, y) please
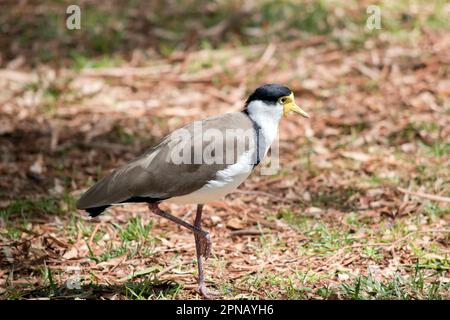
top-left (241, 113), bottom-right (263, 168)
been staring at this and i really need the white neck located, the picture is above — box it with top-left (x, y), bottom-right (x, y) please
top-left (246, 100), bottom-right (283, 153)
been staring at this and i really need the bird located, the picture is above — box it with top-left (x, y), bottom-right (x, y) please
top-left (76, 83), bottom-right (309, 298)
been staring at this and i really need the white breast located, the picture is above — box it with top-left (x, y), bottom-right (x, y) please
top-left (168, 150), bottom-right (254, 204)
top-left (168, 100), bottom-right (283, 205)
top-left (246, 100), bottom-right (283, 156)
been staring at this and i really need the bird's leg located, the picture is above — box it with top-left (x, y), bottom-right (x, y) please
top-left (148, 203), bottom-right (211, 258)
top-left (193, 204), bottom-right (211, 298)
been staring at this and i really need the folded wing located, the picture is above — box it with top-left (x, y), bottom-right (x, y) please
top-left (76, 112), bottom-right (255, 215)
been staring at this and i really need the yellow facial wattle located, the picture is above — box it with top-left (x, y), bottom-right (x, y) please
top-left (280, 92), bottom-right (309, 118)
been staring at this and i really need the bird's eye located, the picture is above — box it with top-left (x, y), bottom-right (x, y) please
top-left (279, 97), bottom-right (287, 104)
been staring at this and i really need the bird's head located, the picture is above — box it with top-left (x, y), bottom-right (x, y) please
top-left (244, 84), bottom-right (309, 119)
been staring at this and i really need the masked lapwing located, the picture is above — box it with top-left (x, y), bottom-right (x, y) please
top-left (76, 84), bottom-right (309, 298)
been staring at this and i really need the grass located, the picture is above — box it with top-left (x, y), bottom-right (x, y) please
top-left (428, 142), bottom-right (450, 158)
top-left (236, 256), bottom-right (448, 299)
top-left (2, 0), bottom-right (449, 67)
top-left (92, 245), bottom-right (129, 264)
top-left (124, 278), bottom-right (182, 300)
top-left (338, 268), bottom-right (449, 300)
top-left (1, 197), bottom-right (62, 218)
top-left (118, 216), bottom-right (154, 242)
top-left (240, 269), bottom-right (416, 300)
top-left (424, 203), bottom-right (450, 219)
top-left (5, 276), bottom-right (182, 300)
top-left (86, 217), bottom-right (156, 263)
top-left (70, 52), bottom-right (124, 71)
top-left (2, 198), bottom-right (448, 299)
top-left (0, 195), bottom-right (77, 239)
top-left (229, 195), bottom-right (448, 300)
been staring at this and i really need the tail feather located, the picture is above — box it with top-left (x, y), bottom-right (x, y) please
top-left (76, 156), bottom-right (166, 217)
top-left (85, 205), bottom-right (111, 217)
top-left (76, 171), bottom-right (131, 215)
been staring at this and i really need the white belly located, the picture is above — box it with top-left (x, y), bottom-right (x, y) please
top-left (168, 151), bottom-right (254, 204)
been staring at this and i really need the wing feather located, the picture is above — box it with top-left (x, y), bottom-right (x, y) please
top-left (76, 112), bottom-right (255, 210)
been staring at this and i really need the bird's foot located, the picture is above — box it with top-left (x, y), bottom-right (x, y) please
top-left (198, 232), bottom-right (212, 260)
top-left (198, 283), bottom-right (219, 300)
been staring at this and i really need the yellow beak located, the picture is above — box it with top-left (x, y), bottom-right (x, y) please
top-left (282, 92), bottom-right (310, 118)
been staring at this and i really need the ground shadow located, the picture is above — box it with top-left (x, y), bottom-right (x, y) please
top-left (306, 185), bottom-right (362, 212)
top-left (0, 1), bottom-right (336, 68)
top-left (0, 114), bottom-right (161, 203)
top-left (5, 278), bottom-right (182, 300)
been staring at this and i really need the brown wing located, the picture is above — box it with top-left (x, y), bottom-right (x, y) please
top-left (76, 112), bottom-right (255, 210)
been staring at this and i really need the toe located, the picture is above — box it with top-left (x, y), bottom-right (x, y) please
top-left (198, 285), bottom-right (219, 299)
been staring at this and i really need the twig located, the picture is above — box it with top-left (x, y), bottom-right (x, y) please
top-left (397, 187), bottom-right (450, 203)
top-left (390, 229), bottom-right (449, 245)
top-left (181, 209), bottom-right (194, 221)
top-left (233, 190), bottom-right (300, 204)
top-left (348, 229), bottom-right (449, 249)
top-left (109, 255), bottom-right (128, 274)
top-left (157, 261), bottom-right (191, 277)
top-left (230, 229), bottom-right (267, 237)
top-left (253, 43), bottom-right (276, 73)
top-left (89, 223), bottom-right (101, 247)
